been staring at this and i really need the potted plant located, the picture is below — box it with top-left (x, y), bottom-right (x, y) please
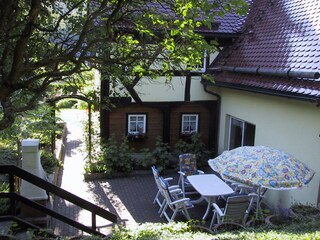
top-left (289, 204), bottom-right (320, 221)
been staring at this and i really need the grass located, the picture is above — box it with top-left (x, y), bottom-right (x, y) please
top-left (108, 205), bottom-right (320, 240)
top-left (4, 218), bottom-right (320, 240)
top-left (107, 217), bottom-right (320, 240)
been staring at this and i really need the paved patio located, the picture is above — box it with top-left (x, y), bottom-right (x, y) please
top-left (51, 110), bottom-right (212, 237)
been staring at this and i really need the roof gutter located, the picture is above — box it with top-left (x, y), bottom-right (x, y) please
top-left (214, 81), bottom-right (320, 103)
top-left (208, 66), bottom-right (320, 79)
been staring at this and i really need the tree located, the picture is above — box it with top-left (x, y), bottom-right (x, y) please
top-left (0, 0), bottom-right (248, 130)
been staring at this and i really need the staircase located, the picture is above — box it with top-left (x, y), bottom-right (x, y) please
top-left (0, 165), bottom-right (117, 238)
top-left (0, 219), bottom-right (15, 239)
top-left (0, 216), bottom-right (59, 239)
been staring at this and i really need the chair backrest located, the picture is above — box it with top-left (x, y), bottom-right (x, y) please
top-left (151, 165), bottom-right (162, 189)
top-left (159, 177), bottom-right (174, 209)
top-left (179, 153), bottom-right (197, 176)
top-left (223, 195), bottom-right (251, 225)
top-left (151, 165), bottom-right (160, 179)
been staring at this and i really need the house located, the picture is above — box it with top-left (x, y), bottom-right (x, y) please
top-left (101, 0), bottom-right (320, 209)
top-left (99, 4), bottom-right (249, 156)
top-left (204, 0), bottom-right (320, 209)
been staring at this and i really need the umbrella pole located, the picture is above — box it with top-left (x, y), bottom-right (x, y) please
top-left (256, 187), bottom-right (261, 219)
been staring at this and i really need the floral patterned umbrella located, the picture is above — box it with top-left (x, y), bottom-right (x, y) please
top-left (208, 146), bottom-right (315, 190)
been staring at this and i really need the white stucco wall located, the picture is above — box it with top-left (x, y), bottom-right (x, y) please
top-left (134, 76), bottom-right (218, 101)
top-left (213, 87), bottom-right (320, 210)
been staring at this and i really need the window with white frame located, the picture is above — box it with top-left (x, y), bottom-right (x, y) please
top-left (227, 116), bottom-right (255, 150)
top-left (128, 114), bottom-right (146, 134)
top-left (191, 51), bottom-right (207, 73)
top-left (181, 114), bottom-right (199, 133)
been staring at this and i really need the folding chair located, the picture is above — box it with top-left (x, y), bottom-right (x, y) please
top-left (177, 153), bottom-right (204, 197)
top-left (229, 183), bottom-right (268, 215)
top-left (247, 187), bottom-right (268, 216)
top-left (159, 176), bottom-right (194, 222)
top-left (209, 195), bottom-right (252, 231)
top-left (151, 166), bottom-right (179, 213)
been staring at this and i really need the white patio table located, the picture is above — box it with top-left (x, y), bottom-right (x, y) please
top-left (187, 174), bottom-right (234, 220)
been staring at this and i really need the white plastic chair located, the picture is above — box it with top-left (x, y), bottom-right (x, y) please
top-left (209, 195), bottom-right (252, 231)
top-left (151, 166), bottom-right (179, 213)
top-left (224, 180), bottom-right (268, 215)
top-left (159, 176), bottom-right (194, 222)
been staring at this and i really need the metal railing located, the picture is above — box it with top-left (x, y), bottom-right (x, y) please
top-left (0, 165), bottom-right (117, 237)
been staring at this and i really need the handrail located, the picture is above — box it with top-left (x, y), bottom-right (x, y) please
top-left (0, 165), bottom-right (117, 237)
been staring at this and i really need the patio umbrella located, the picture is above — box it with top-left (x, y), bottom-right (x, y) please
top-left (208, 146), bottom-right (315, 216)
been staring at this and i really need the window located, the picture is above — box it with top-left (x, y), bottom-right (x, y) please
top-left (191, 51), bottom-right (207, 73)
top-left (181, 114), bottom-right (199, 133)
top-left (128, 114), bottom-right (146, 134)
top-left (227, 116), bottom-right (255, 150)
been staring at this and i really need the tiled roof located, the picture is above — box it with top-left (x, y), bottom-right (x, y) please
top-left (116, 1), bottom-right (250, 36)
top-left (195, 13), bottom-right (248, 35)
top-left (207, 0), bottom-right (320, 102)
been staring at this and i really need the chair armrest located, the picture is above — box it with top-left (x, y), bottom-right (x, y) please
top-left (248, 193), bottom-right (266, 199)
top-left (197, 170), bottom-right (204, 174)
top-left (237, 184), bottom-right (253, 190)
top-left (235, 184), bottom-right (255, 194)
top-left (168, 185), bottom-right (180, 190)
top-left (178, 171), bottom-right (186, 176)
top-left (230, 182), bottom-right (239, 187)
top-left (164, 177), bottom-right (174, 181)
top-left (171, 197), bottom-right (191, 205)
top-left (212, 203), bottom-right (225, 217)
top-left (170, 188), bottom-right (183, 194)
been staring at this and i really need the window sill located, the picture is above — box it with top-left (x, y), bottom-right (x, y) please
top-left (179, 132), bottom-right (195, 142)
top-left (127, 133), bottom-right (146, 142)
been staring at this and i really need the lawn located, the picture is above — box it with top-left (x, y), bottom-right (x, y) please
top-left (108, 218), bottom-right (320, 240)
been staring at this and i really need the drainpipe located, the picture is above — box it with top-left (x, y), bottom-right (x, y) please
top-left (202, 81), bottom-right (221, 156)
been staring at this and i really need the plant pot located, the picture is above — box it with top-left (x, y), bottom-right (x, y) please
top-left (289, 204), bottom-right (320, 220)
top-left (265, 214), bottom-right (293, 227)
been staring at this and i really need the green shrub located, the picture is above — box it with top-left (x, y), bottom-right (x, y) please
top-left (41, 151), bottom-right (62, 174)
top-left (108, 220), bottom-right (320, 240)
top-left (84, 142), bottom-right (110, 175)
top-left (174, 133), bottom-right (213, 168)
top-left (0, 149), bottom-right (19, 165)
top-left (116, 137), bottom-right (134, 173)
top-left (151, 136), bottom-right (170, 172)
top-left (55, 99), bottom-right (78, 109)
top-left (0, 182), bottom-right (10, 215)
top-left (85, 135), bottom-right (134, 176)
top-left (0, 104), bottom-right (60, 151)
top-left (136, 148), bottom-right (153, 169)
top-left (132, 137), bottom-right (170, 172)
top-left (110, 222), bottom-right (213, 240)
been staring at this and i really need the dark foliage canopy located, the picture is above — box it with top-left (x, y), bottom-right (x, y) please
top-left (0, 0), bottom-right (247, 130)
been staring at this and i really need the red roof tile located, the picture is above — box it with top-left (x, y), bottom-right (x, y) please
top-left (208, 0), bottom-right (320, 102)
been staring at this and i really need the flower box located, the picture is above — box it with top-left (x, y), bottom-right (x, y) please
top-left (127, 133), bottom-right (146, 141)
